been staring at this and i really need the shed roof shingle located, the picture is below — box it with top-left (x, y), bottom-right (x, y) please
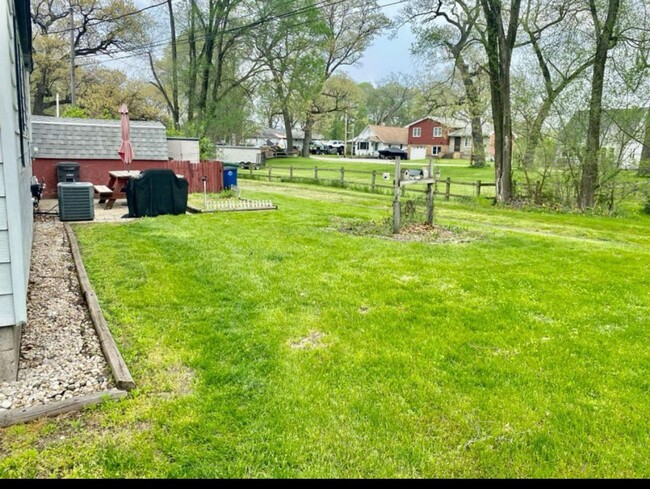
top-left (32, 115), bottom-right (168, 161)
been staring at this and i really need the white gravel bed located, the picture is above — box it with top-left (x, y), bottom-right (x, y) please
top-left (0, 216), bottom-right (114, 412)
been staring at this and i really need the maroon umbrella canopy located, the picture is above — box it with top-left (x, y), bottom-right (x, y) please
top-left (118, 104), bottom-right (135, 170)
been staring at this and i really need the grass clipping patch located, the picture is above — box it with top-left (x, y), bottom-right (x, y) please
top-left (333, 217), bottom-right (479, 244)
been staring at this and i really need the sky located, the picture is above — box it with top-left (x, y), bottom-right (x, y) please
top-left (343, 2), bottom-right (417, 85)
top-left (123, 0), bottom-right (418, 86)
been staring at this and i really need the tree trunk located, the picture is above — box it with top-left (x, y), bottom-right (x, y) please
top-left (187, 5), bottom-right (198, 122)
top-left (479, 0), bottom-right (520, 203)
top-left (580, 0), bottom-right (621, 209)
top-left (457, 56), bottom-right (485, 168)
top-left (282, 109), bottom-right (294, 151)
top-left (523, 100), bottom-right (553, 169)
top-left (198, 34), bottom-right (215, 117)
top-left (167, 0), bottom-right (180, 129)
top-left (302, 115), bottom-right (315, 157)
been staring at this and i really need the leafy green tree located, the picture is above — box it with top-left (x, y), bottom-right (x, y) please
top-left (407, 0), bottom-right (489, 167)
top-left (30, 0), bottom-right (148, 114)
top-left (252, 0), bottom-right (327, 150)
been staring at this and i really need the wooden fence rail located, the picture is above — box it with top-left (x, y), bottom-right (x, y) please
top-left (240, 164), bottom-right (496, 200)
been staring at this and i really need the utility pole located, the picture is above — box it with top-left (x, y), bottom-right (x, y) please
top-left (69, 6), bottom-right (76, 106)
top-left (343, 111), bottom-right (348, 157)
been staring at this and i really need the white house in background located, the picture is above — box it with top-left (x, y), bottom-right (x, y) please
top-left (352, 125), bottom-right (408, 157)
top-left (447, 122), bottom-right (495, 160)
top-left (564, 108), bottom-right (650, 170)
top-left (244, 127), bottom-right (325, 151)
top-left (244, 127), bottom-right (285, 147)
top-left (1, 0), bottom-right (34, 381)
top-left (287, 130), bottom-right (325, 152)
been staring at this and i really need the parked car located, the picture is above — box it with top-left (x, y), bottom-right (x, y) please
top-left (329, 140), bottom-right (345, 155)
top-left (309, 141), bottom-right (326, 154)
top-left (309, 141), bottom-right (338, 155)
top-left (378, 147), bottom-right (408, 160)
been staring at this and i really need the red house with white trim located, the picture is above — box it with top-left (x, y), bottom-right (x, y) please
top-left (406, 116), bottom-right (494, 160)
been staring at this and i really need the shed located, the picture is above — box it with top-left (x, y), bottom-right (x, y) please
top-left (31, 115), bottom-right (169, 197)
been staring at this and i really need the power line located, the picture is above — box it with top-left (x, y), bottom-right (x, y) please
top-left (47, 0), bottom-right (170, 35)
top-left (76, 0), bottom-right (350, 64)
top-left (76, 0), bottom-right (407, 67)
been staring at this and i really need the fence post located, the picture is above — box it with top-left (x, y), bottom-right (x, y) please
top-left (249, 164), bottom-right (253, 177)
top-left (371, 170), bottom-right (376, 191)
top-left (268, 165), bottom-right (272, 182)
top-left (426, 157), bottom-right (434, 226)
top-left (289, 165), bottom-right (294, 180)
top-left (340, 167), bottom-right (345, 185)
top-left (445, 177), bottom-right (451, 201)
top-left (314, 166), bottom-right (319, 180)
top-left (476, 180), bottom-right (482, 197)
top-left (393, 157), bottom-right (401, 234)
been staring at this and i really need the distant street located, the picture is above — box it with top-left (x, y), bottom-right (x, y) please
top-left (309, 155), bottom-right (467, 167)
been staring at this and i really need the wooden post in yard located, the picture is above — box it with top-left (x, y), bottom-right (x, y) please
top-left (445, 177), bottom-right (451, 201)
top-left (314, 166), bottom-right (319, 180)
top-left (268, 165), bottom-right (272, 182)
top-left (371, 170), bottom-right (376, 191)
top-left (476, 180), bottom-right (482, 197)
top-left (289, 165), bottom-right (294, 180)
top-left (249, 165), bottom-right (253, 177)
top-left (340, 167), bottom-right (345, 185)
top-left (426, 157), bottom-right (434, 226)
top-left (393, 157), bottom-right (401, 234)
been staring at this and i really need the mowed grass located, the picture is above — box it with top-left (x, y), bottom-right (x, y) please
top-left (245, 156), bottom-right (496, 197)
top-left (1, 180), bottom-right (649, 478)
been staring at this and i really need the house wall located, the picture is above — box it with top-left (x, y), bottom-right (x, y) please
top-left (407, 119), bottom-right (451, 157)
top-left (1, 0), bottom-right (33, 381)
top-left (353, 126), bottom-right (406, 157)
top-left (34, 159), bottom-right (169, 197)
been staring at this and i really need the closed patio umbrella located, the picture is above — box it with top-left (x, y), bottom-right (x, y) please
top-left (118, 103), bottom-right (135, 171)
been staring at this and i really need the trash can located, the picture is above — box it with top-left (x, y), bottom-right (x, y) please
top-left (56, 162), bottom-right (80, 183)
top-left (223, 166), bottom-right (238, 189)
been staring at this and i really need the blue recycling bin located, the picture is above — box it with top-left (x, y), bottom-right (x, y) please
top-left (223, 166), bottom-right (238, 189)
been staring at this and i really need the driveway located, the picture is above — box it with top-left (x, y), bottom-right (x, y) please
top-left (309, 156), bottom-right (466, 167)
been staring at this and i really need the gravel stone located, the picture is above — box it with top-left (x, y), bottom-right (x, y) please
top-left (0, 216), bottom-right (115, 411)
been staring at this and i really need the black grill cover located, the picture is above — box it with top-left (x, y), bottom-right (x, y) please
top-left (126, 169), bottom-right (188, 217)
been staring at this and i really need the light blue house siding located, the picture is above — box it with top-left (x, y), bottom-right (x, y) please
top-left (0, 0), bottom-right (33, 381)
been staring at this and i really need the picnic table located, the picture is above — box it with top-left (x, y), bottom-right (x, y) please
top-left (94, 170), bottom-right (141, 210)
top-left (94, 170), bottom-right (185, 210)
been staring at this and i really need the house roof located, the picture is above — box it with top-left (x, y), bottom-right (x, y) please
top-left (356, 125), bottom-right (408, 145)
top-left (448, 122), bottom-right (494, 137)
top-left (567, 108), bottom-right (649, 137)
top-left (407, 116), bottom-right (467, 129)
top-left (32, 115), bottom-right (169, 161)
top-left (15, 0), bottom-right (32, 70)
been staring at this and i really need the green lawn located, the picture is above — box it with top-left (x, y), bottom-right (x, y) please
top-left (1, 180), bottom-right (649, 478)
top-left (243, 156), bottom-right (496, 198)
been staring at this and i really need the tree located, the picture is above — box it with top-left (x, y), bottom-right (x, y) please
top-left (478, 0), bottom-right (522, 202)
top-left (407, 0), bottom-right (489, 167)
top-left (30, 0), bottom-right (147, 114)
top-left (252, 0), bottom-right (327, 150)
top-left (363, 74), bottom-right (416, 127)
top-left (580, 0), bottom-right (622, 209)
top-left (300, 0), bottom-right (388, 156)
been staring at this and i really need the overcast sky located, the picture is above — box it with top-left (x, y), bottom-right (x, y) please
top-left (344, 2), bottom-right (417, 85)
top-left (124, 1), bottom-right (417, 87)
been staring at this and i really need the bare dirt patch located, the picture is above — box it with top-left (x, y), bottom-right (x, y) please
top-left (290, 331), bottom-right (327, 350)
top-left (333, 217), bottom-right (481, 244)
